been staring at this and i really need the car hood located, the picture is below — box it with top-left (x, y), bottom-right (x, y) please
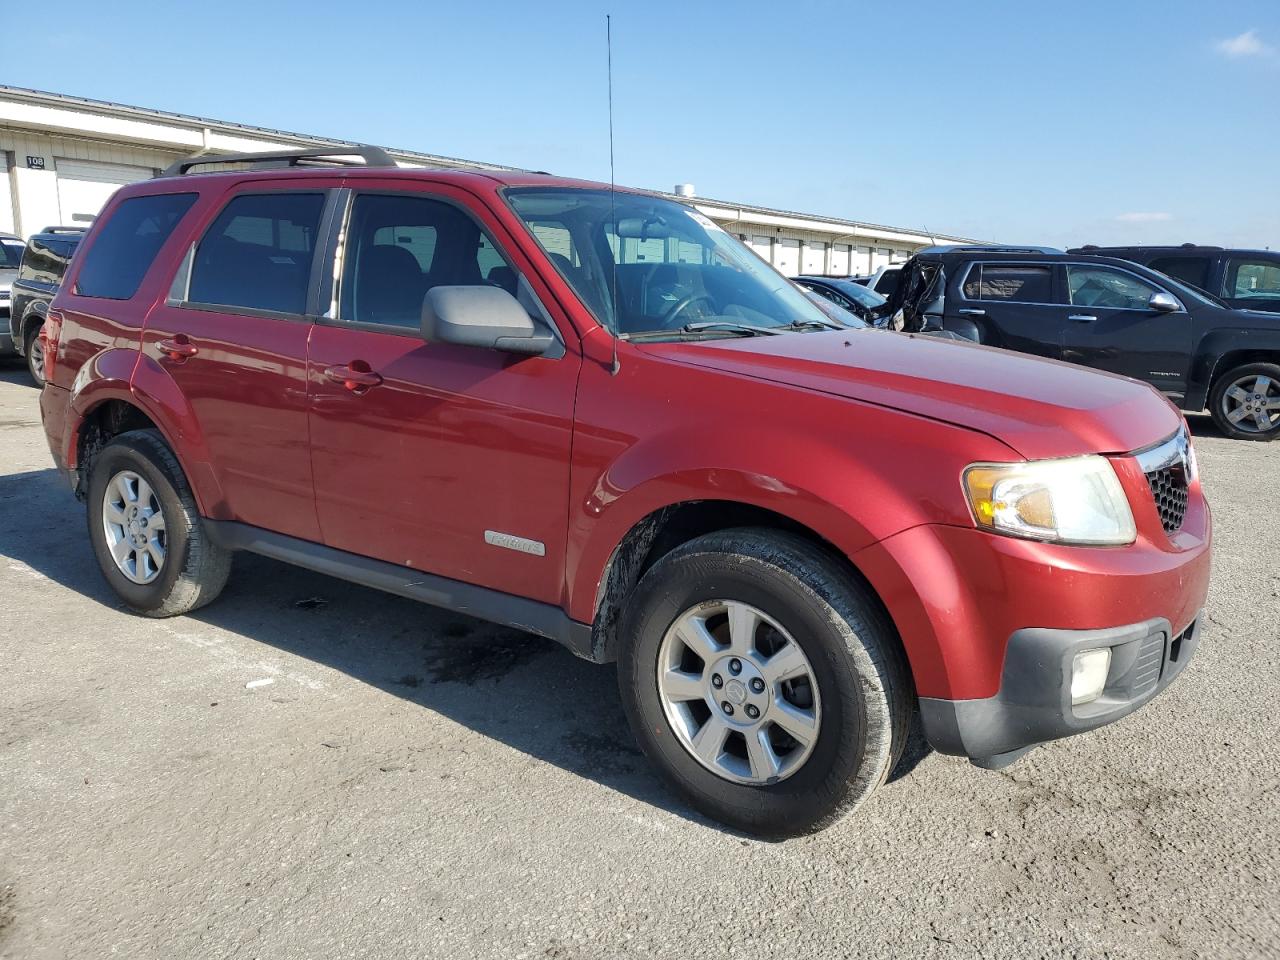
top-left (643, 329), bottom-right (1182, 460)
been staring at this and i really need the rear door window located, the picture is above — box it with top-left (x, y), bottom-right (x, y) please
top-left (188, 192), bottom-right (326, 315)
top-left (1148, 256), bottom-right (1212, 292)
top-left (74, 193), bottom-right (198, 300)
top-left (18, 239), bottom-right (73, 286)
top-left (962, 264), bottom-right (1055, 303)
top-left (1067, 265), bottom-right (1161, 309)
top-left (1223, 259), bottom-right (1280, 302)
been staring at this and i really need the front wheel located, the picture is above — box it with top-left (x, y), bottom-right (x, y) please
top-left (1209, 362), bottom-right (1280, 441)
top-left (617, 529), bottom-right (911, 838)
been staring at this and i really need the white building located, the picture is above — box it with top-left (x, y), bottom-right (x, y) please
top-left (0, 85), bottom-right (973, 274)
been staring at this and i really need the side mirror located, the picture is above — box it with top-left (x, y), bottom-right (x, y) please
top-left (1149, 291), bottom-right (1180, 313)
top-left (422, 285), bottom-right (554, 355)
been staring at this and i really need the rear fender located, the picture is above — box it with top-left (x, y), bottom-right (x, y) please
top-left (1189, 328), bottom-right (1280, 410)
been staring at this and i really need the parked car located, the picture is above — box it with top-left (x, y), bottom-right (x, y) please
top-left (792, 275), bottom-right (887, 323)
top-left (9, 226), bottom-right (86, 385)
top-left (39, 148), bottom-right (1210, 837)
top-left (886, 245), bottom-right (1280, 440)
top-left (1068, 244), bottom-right (1280, 314)
top-left (850, 263), bottom-right (905, 299)
top-left (0, 233), bottom-right (24, 356)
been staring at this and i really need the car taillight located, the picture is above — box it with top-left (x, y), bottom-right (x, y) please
top-left (42, 309), bottom-right (63, 383)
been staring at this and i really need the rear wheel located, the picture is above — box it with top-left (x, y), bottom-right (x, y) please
top-left (86, 430), bottom-right (231, 616)
top-left (1209, 362), bottom-right (1280, 441)
top-left (617, 528), bottom-right (910, 838)
top-left (23, 323), bottom-right (45, 387)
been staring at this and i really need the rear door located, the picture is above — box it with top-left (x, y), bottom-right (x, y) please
top-left (305, 184), bottom-right (579, 604)
top-left (142, 182), bottom-right (337, 542)
top-left (945, 261), bottom-right (1065, 359)
top-left (1058, 262), bottom-right (1193, 395)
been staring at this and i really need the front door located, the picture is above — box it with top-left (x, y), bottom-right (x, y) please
top-left (945, 261), bottom-right (1065, 359)
top-left (1058, 263), bottom-right (1192, 396)
top-left (142, 185), bottom-right (334, 541)
top-left (306, 188), bottom-right (579, 604)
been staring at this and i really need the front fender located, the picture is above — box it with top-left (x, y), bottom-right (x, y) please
top-left (1188, 326), bottom-right (1280, 411)
top-left (564, 401), bottom-right (1018, 626)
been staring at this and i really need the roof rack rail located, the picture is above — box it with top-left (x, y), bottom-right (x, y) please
top-left (39, 225), bottom-right (89, 234)
top-left (918, 244), bottom-right (1063, 256)
top-left (161, 144), bottom-right (397, 177)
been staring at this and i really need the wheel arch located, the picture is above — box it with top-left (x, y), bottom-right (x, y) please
top-left (1189, 331), bottom-right (1280, 411)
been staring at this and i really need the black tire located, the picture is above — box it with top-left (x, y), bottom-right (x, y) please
top-left (617, 528), bottom-right (911, 838)
top-left (1208, 361), bottom-right (1280, 441)
top-left (23, 321), bottom-right (45, 387)
top-left (85, 429), bottom-right (231, 616)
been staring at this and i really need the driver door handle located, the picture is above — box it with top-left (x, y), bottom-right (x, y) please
top-left (1068, 314), bottom-right (1098, 323)
top-left (323, 363), bottom-right (383, 391)
top-left (957, 308), bottom-right (986, 316)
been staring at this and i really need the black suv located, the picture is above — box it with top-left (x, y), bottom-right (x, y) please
top-left (1068, 245), bottom-right (1280, 315)
top-left (887, 245), bottom-right (1280, 440)
top-left (8, 226), bottom-right (85, 385)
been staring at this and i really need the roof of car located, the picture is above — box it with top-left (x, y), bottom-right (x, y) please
top-left (911, 248), bottom-right (1162, 272)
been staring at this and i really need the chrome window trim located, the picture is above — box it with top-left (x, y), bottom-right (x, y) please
top-left (955, 260), bottom-right (1060, 307)
top-left (954, 260), bottom-right (1187, 312)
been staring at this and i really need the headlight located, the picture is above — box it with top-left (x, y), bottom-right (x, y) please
top-left (963, 455), bottom-right (1136, 545)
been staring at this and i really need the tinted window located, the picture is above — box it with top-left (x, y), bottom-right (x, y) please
top-left (1067, 265), bottom-right (1161, 309)
top-left (189, 193), bottom-right (325, 314)
top-left (963, 264), bottom-right (1054, 303)
top-left (1148, 256), bottom-right (1211, 291)
top-left (0, 239), bottom-right (24, 268)
top-left (18, 239), bottom-right (75, 286)
top-left (74, 193), bottom-right (197, 300)
top-left (339, 194), bottom-right (517, 329)
top-left (1224, 259), bottom-right (1280, 301)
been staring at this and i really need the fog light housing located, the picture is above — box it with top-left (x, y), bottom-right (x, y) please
top-left (1071, 648), bottom-right (1112, 705)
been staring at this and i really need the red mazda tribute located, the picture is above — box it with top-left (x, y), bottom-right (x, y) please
top-left (37, 148), bottom-right (1211, 836)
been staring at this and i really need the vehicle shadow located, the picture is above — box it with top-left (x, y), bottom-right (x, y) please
top-left (1185, 412), bottom-right (1225, 440)
top-left (0, 465), bottom-right (930, 833)
top-left (0, 362), bottom-right (36, 388)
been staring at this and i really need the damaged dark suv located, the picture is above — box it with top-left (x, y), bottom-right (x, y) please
top-left (887, 245), bottom-right (1280, 441)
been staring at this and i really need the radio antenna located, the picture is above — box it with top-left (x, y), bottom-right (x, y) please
top-left (607, 14), bottom-right (621, 375)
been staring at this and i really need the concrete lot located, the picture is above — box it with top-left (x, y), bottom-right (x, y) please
top-left (0, 361), bottom-right (1276, 960)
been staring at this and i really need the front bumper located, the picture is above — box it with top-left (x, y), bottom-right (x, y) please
top-left (920, 613), bottom-right (1202, 765)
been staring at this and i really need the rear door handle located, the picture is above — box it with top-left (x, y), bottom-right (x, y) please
top-left (323, 363), bottom-right (383, 391)
top-left (1068, 314), bottom-right (1098, 323)
top-left (157, 336), bottom-right (198, 360)
top-left (957, 308), bottom-right (986, 316)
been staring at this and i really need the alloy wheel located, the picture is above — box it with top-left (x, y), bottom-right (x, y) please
top-left (27, 336), bottom-right (45, 384)
top-left (656, 599), bottom-right (822, 785)
top-left (101, 470), bottom-right (167, 584)
top-left (1222, 374), bottom-right (1280, 434)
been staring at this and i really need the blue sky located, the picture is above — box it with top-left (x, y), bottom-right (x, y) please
top-left (7, 0), bottom-right (1277, 247)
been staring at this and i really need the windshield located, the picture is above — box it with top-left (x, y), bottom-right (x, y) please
top-left (505, 188), bottom-right (838, 338)
top-left (0, 240), bottom-right (23, 269)
top-left (827, 279), bottom-right (887, 310)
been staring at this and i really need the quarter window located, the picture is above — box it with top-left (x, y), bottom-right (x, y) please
top-left (962, 264), bottom-right (1054, 303)
top-left (188, 193), bottom-right (325, 315)
top-left (75, 193), bottom-right (197, 300)
top-left (1224, 259), bottom-right (1280, 301)
top-left (339, 194), bottom-right (518, 329)
top-left (1067, 265), bottom-right (1161, 309)
top-left (1148, 256), bottom-right (1211, 292)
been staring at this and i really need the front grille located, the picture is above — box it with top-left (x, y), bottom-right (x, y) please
top-left (1144, 462), bottom-right (1189, 534)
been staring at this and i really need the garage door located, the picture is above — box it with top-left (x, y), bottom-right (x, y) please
top-left (55, 159), bottom-right (153, 227)
top-left (830, 243), bottom-right (851, 276)
top-left (0, 154), bottom-right (15, 236)
top-left (775, 238), bottom-right (800, 275)
top-left (801, 240), bottom-right (826, 275)
top-left (748, 235), bottom-right (772, 263)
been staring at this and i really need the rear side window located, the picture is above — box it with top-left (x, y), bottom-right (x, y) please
top-left (1224, 259), bottom-right (1280, 301)
top-left (1067, 265), bottom-right (1160, 309)
top-left (189, 193), bottom-right (325, 315)
top-left (962, 264), bottom-right (1054, 303)
top-left (18, 239), bottom-right (75, 286)
top-left (75, 193), bottom-right (197, 300)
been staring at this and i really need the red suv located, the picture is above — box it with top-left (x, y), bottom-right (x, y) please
top-left (38, 148), bottom-right (1211, 836)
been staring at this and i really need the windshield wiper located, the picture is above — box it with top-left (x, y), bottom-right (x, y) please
top-left (622, 321), bottom-right (784, 341)
top-left (781, 317), bottom-right (841, 331)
